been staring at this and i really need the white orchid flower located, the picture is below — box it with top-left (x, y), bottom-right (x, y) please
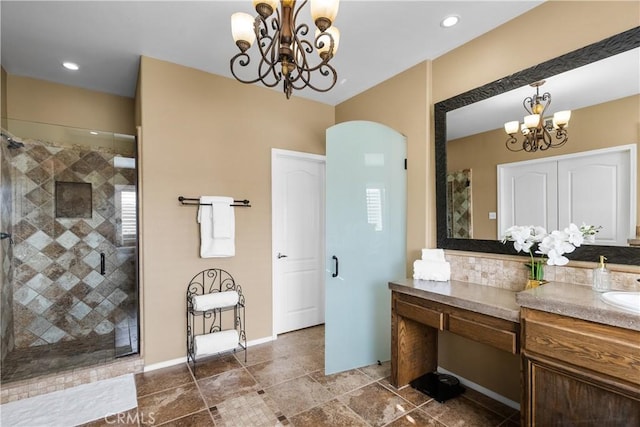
top-left (546, 248), bottom-right (569, 265)
top-left (565, 223), bottom-right (585, 247)
top-left (502, 223), bottom-right (600, 269)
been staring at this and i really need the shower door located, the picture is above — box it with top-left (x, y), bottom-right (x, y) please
top-left (0, 122), bottom-right (138, 383)
top-left (325, 120), bottom-right (406, 375)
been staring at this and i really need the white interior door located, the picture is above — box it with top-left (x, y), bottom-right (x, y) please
top-left (558, 150), bottom-right (631, 245)
top-left (325, 121), bottom-right (406, 375)
top-left (272, 149), bottom-right (325, 335)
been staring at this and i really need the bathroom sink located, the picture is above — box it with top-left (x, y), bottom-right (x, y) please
top-left (600, 291), bottom-right (640, 313)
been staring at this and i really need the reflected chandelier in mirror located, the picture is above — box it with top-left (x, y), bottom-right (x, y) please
top-left (504, 80), bottom-right (570, 153)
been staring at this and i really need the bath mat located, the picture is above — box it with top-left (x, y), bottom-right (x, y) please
top-left (0, 373), bottom-right (137, 426)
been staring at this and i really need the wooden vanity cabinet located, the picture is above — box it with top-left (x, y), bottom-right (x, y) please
top-left (521, 308), bottom-right (640, 426)
top-left (391, 291), bottom-right (519, 387)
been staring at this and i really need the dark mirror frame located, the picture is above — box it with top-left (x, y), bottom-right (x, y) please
top-left (435, 27), bottom-right (640, 265)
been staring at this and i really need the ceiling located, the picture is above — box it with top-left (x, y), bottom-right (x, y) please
top-left (0, 0), bottom-right (544, 106)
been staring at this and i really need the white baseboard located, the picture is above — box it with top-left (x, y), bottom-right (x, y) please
top-left (144, 356), bottom-right (186, 372)
top-left (143, 335), bottom-right (277, 372)
top-left (437, 366), bottom-right (520, 410)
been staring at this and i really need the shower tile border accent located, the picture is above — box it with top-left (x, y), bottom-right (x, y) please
top-left (0, 355), bottom-right (144, 404)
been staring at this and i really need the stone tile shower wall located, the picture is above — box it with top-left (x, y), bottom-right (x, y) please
top-left (5, 138), bottom-right (136, 349)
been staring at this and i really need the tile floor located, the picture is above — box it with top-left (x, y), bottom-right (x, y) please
top-left (82, 325), bottom-right (520, 426)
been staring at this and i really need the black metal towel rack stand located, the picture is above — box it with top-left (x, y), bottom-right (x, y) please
top-left (178, 196), bottom-right (251, 207)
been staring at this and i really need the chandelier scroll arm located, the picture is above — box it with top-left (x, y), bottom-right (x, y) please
top-left (523, 95), bottom-right (535, 115)
top-left (505, 134), bottom-right (523, 152)
top-left (537, 126), bottom-right (554, 151)
top-left (288, 62), bottom-right (338, 93)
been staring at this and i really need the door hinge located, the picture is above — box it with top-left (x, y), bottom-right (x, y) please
top-left (404, 158), bottom-right (407, 170)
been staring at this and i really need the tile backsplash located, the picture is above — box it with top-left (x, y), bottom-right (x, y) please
top-left (445, 250), bottom-right (640, 292)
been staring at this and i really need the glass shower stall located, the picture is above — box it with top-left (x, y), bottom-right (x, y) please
top-left (0, 120), bottom-right (139, 383)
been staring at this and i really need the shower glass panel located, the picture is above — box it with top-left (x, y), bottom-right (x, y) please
top-left (0, 120), bottom-right (139, 383)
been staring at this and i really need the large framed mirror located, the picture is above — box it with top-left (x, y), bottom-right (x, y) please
top-left (435, 27), bottom-right (640, 265)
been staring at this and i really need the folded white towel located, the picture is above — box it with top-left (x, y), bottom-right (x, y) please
top-left (197, 196), bottom-right (235, 258)
top-left (413, 259), bottom-right (451, 282)
top-left (192, 291), bottom-right (239, 312)
top-left (194, 330), bottom-right (239, 357)
top-left (421, 248), bottom-right (446, 262)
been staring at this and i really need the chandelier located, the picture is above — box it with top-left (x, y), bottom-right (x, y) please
top-left (230, 0), bottom-right (340, 99)
top-left (504, 80), bottom-right (571, 152)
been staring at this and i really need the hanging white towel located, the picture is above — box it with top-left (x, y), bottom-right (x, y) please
top-left (413, 259), bottom-right (451, 282)
top-left (194, 330), bottom-right (239, 357)
top-left (198, 196), bottom-right (235, 257)
top-left (211, 198), bottom-right (234, 239)
top-left (191, 291), bottom-right (239, 312)
top-left (421, 248), bottom-right (446, 262)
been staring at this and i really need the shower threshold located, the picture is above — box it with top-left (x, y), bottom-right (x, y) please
top-left (1, 332), bottom-right (130, 384)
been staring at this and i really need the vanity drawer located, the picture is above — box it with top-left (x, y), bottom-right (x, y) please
top-left (395, 300), bottom-right (444, 330)
top-left (522, 308), bottom-right (640, 386)
top-left (449, 314), bottom-right (519, 354)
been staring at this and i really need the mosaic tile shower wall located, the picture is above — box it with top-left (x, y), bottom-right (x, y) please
top-left (446, 169), bottom-right (472, 239)
top-left (2, 137), bottom-right (137, 352)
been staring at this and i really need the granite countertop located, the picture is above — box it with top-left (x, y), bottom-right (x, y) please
top-left (388, 278), bottom-right (521, 323)
top-left (389, 279), bottom-right (640, 331)
top-left (516, 282), bottom-right (640, 331)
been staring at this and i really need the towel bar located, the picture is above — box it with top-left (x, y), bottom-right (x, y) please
top-left (178, 196), bottom-right (251, 207)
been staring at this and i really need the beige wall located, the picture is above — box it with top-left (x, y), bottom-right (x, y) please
top-left (1, 66), bottom-right (7, 127)
top-left (448, 95), bottom-right (640, 239)
top-left (435, 0), bottom-right (639, 403)
top-left (336, 62), bottom-right (432, 274)
top-left (433, 1), bottom-right (640, 104)
top-left (335, 0), bottom-right (639, 404)
top-left (5, 75), bottom-right (134, 135)
top-left (138, 56), bottom-right (334, 364)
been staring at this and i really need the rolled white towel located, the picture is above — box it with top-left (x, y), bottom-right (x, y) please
top-left (413, 259), bottom-right (451, 282)
top-left (421, 249), bottom-right (446, 262)
top-left (192, 291), bottom-right (239, 312)
top-left (194, 330), bottom-right (239, 357)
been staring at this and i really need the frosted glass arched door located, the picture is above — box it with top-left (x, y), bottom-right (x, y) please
top-left (325, 120), bottom-right (406, 375)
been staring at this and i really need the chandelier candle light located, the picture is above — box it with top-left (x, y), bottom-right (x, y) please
top-left (230, 0), bottom-right (340, 99)
top-left (502, 223), bottom-right (600, 289)
top-left (504, 80), bottom-right (571, 153)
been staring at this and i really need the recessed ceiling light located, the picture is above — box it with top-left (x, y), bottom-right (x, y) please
top-left (89, 131), bottom-right (99, 135)
top-left (441, 15), bottom-right (460, 28)
top-left (62, 61), bottom-right (79, 71)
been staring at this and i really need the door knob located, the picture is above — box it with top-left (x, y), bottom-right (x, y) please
top-left (277, 252), bottom-right (288, 259)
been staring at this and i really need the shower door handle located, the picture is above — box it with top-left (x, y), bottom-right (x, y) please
top-left (331, 255), bottom-right (339, 278)
top-left (100, 253), bottom-right (105, 275)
